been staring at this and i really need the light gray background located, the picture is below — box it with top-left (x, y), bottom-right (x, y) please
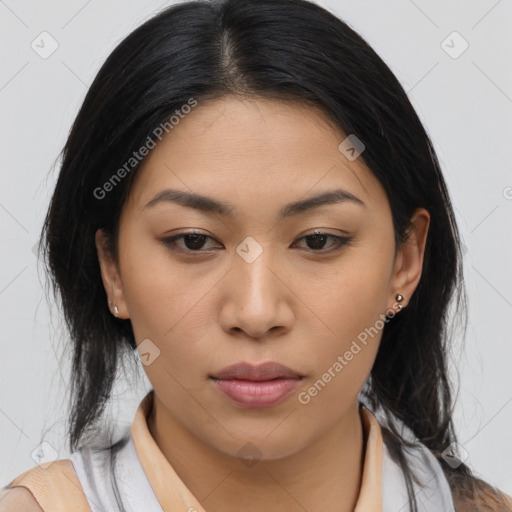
top-left (1, 0), bottom-right (511, 497)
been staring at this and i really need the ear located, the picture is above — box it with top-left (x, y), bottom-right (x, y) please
top-left (95, 228), bottom-right (129, 319)
top-left (388, 207), bottom-right (430, 311)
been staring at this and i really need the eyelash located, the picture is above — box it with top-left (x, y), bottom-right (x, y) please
top-left (161, 231), bottom-right (353, 255)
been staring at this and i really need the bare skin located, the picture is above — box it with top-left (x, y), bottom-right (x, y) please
top-left (95, 96), bottom-right (430, 512)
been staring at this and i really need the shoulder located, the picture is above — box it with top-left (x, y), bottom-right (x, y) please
top-left (392, 440), bottom-right (512, 511)
top-left (0, 459), bottom-right (91, 512)
top-left (367, 405), bottom-right (512, 512)
top-left (403, 442), bottom-right (512, 511)
top-left (381, 436), bottom-right (457, 511)
top-left (449, 471), bottom-right (512, 512)
top-left (0, 486), bottom-right (44, 511)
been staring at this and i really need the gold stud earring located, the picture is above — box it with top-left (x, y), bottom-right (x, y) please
top-left (395, 293), bottom-right (405, 311)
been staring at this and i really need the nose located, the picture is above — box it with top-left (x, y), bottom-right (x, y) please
top-left (218, 244), bottom-right (294, 340)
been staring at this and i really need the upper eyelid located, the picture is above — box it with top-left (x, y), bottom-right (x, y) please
top-left (162, 231), bottom-right (351, 251)
top-left (164, 230), bottom-right (348, 241)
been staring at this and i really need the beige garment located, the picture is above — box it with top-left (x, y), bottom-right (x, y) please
top-left (4, 391), bottom-right (383, 511)
top-left (131, 392), bottom-right (383, 511)
top-left (5, 459), bottom-right (90, 511)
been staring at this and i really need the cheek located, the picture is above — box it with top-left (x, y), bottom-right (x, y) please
top-left (119, 229), bottom-right (191, 332)
top-left (296, 245), bottom-right (393, 402)
top-left (309, 246), bottom-right (393, 336)
top-left (293, 294), bottom-right (384, 430)
top-left (118, 234), bottom-right (220, 378)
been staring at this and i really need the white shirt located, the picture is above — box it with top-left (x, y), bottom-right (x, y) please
top-left (69, 392), bottom-right (456, 512)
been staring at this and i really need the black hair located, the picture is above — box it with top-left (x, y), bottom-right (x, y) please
top-left (39, 0), bottom-right (497, 509)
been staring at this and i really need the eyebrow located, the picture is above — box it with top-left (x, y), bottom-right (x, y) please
top-left (143, 187), bottom-right (365, 219)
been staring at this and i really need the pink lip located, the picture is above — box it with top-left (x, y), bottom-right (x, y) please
top-left (210, 361), bottom-right (302, 381)
top-left (211, 378), bottom-right (302, 408)
top-left (209, 362), bottom-right (303, 408)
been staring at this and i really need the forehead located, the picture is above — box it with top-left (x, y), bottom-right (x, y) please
top-left (126, 96), bottom-right (387, 215)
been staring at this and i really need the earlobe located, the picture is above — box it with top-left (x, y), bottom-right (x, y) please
top-left (389, 208), bottom-right (430, 310)
top-left (95, 228), bottom-right (129, 319)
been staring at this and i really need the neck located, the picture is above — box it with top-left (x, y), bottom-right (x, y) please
top-left (147, 394), bottom-right (365, 512)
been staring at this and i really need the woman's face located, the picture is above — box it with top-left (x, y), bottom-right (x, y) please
top-left (96, 96), bottom-right (429, 460)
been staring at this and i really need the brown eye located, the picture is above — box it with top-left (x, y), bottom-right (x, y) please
top-left (161, 231), bottom-right (352, 255)
top-left (161, 232), bottom-right (220, 253)
top-left (294, 232), bottom-right (352, 253)
top-left (179, 233), bottom-right (208, 250)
